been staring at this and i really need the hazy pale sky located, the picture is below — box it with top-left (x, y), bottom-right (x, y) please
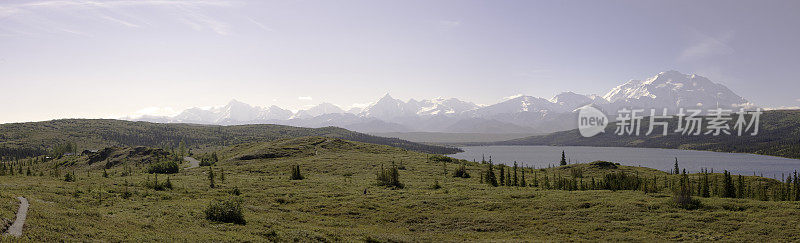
top-left (1, 0), bottom-right (799, 123)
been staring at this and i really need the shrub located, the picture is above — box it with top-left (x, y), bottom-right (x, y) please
top-left (376, 164), bottom-right (404, 188)
top-left (430, 180), bottom-right (442, 189)
top-left (673, 171), bottom-right (702, 210)
top-left (205, 197), bottom-right (246, 225)
top-left (290, 165), bottom-right (304, 180)
top-left (452, 164), bottom-right (471, 178)
top-left (147, 161), bottom-right (179, 174)
top-left (230, 186), bottom-right (241, 196)
top-left (429, 155), bottom-right (456, 163)
top-left (143, 175), bottom-right (173, 191)
top-left (64, 172), bottom-right (75, 182)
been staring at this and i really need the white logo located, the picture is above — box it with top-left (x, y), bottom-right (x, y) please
top-left (577, 105), bottom-right (608, 137)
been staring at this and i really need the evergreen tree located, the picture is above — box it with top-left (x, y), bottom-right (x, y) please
top-left (560, 151), bottom-right (567, 166)
top-left (673, 170), bottom-right (700, 209)
top-left (722, 170), bottom-right (735, 198)
top-left (513, 162), bottom-right (519, 187)
top-left (506, 170), bottom-right (511, 187)
top-left (520, 168), bottom-right (527, 187)
top-left (499, 166), bottom-right (505, 186)
top-left (673, 158), bottom-right (680, 175)
top-left (485, 163), bottom-right (498, 187)
top-left (736, 174), bottom-right (744, 198)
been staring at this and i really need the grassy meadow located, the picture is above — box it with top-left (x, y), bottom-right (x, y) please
top-left (1, 137), bottom-right (800, 241)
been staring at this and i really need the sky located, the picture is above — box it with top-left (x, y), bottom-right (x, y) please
top-left (1, 0), bottom-right (799, 123)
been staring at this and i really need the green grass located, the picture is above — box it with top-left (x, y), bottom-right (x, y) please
top-left (1, 137), bottom-right (799, 241)
top-left (0, 192), bottom-right (17, 233)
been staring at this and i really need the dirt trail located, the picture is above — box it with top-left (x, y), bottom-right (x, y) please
top-left (184, 157), bottom-right (200, 169)
top-left (3, 197), bottom-right (28, 237)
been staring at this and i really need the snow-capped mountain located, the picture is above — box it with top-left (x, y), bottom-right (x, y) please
top-left (291, 102), bottom-right (346, 119)
top-left (603, 70), bottom-right (753, 111)
top-left (359, 94), bottom-right (420, 120)
top-left (130, 71), bottom-right (755, 134)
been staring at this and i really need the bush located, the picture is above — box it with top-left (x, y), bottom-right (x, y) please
top-left (429, 155), bottom-right (456, 163)
top-left (143, 175), bottom-right (173, 191)
top-left (147, 161), bottom-right (179, 174)
top-left (452, 164), bottom-right (471, 178)
top-left (430, 180), bottom-right (442, 189)
top-left (376, 164), bottom-right (404, 188)
top-left (205, 197), bottom-right (246, 225)
top-left (290, 165), bottom-right (304, 180)
top-left (64, 172), bottom-right (75, 182)
top-left (673, 172), bottom-right (702, 210)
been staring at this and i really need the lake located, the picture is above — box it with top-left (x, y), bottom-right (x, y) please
top-left (450, 146), bottom-right (800, 179)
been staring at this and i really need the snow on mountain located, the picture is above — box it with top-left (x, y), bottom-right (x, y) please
top-left (292, 102), bottom-right (346, 119)
top-left (603, 70), bottom-right (752, 111)
top-left (130, 70), bottom-right (756, 134)
top-left (360, 94), bottom-right (420, 120)
top-left (415, 97), bottom-right (479, 116)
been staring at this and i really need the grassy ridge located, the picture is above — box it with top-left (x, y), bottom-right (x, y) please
top-left (495, 110), bottom-right (800, 159)
top-left (0, 119), bottom-right (461, 159)
top-left (1, 137), bottom-right (799, 241)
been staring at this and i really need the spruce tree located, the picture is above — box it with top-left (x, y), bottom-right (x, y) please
top-left (673, 158), bottom-right (680, 175)
top-left (736, 174), bottom-right (744, 198)
top-left (485, 163), bottom-right (498, 187)
top-left (513, 162), bottom-right (519, 187)
top-left (520, 169), bottom-right (527, 187)
top-left (560, 151), bottom-right (567, 166)
top-left (722, 170), bottom-right (735, 198)
top-left (506, 170), bottom-right (511, 187)
top-left (499, 166), bottom-right (505, 186)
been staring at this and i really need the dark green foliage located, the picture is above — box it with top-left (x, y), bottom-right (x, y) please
top-left (204, 197), bottom-right (246, 225)
top-left (290, 165), bottom-right (304, 180)
top-left (147, 161), bottom-right (179, 174)
top-left (64, 172), bottom-right (74, 182)
top-left (673, 158), bottom-right (680, 175)
top-left (484, 163), bottom-right (498, 187)
top-left (497, 110), bottom-right (800, 159)
top-left (430, 180), bottom-right (442, 190)
top-left (722, 170), bottom-right (736, 198)
top-left (143, 174), bottom-right (172, 191)
top-left (560, 151), bottom-right (567, 166)
top-left (230, 186), bottom-right (241, 196)
top-left (376, 164), bottom-right (403, 188)
top-left (499, 166), bottom-right (505, 186)
top-left (452, 164), bottom-right (470, 178)
top-left (512, 162), bottom-right (519, 186)
top-left (673, 171), bottom-right (702, 209)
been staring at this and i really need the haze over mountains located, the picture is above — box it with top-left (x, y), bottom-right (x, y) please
top-left (132, 71), bottom-right (755, 134)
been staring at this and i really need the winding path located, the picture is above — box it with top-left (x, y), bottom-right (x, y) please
top-left (184, 157), bottom-right (200, 169)
top-left (3, 197), bottom-right (28, 237)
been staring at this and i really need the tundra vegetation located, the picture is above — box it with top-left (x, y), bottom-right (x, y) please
top-left (1, 136), bottom-right (799, 241)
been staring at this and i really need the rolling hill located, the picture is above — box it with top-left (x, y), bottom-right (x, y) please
top-left (0, 119), bottom-right (461, 160)
top-left (493, 110), bottom-right (800, 159)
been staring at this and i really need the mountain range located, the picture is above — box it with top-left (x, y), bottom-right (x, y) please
top-left (131, 71), bottom-right (755, 134)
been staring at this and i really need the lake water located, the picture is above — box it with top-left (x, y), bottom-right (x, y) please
top-left (450, 146), bottom-right (800, 179)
